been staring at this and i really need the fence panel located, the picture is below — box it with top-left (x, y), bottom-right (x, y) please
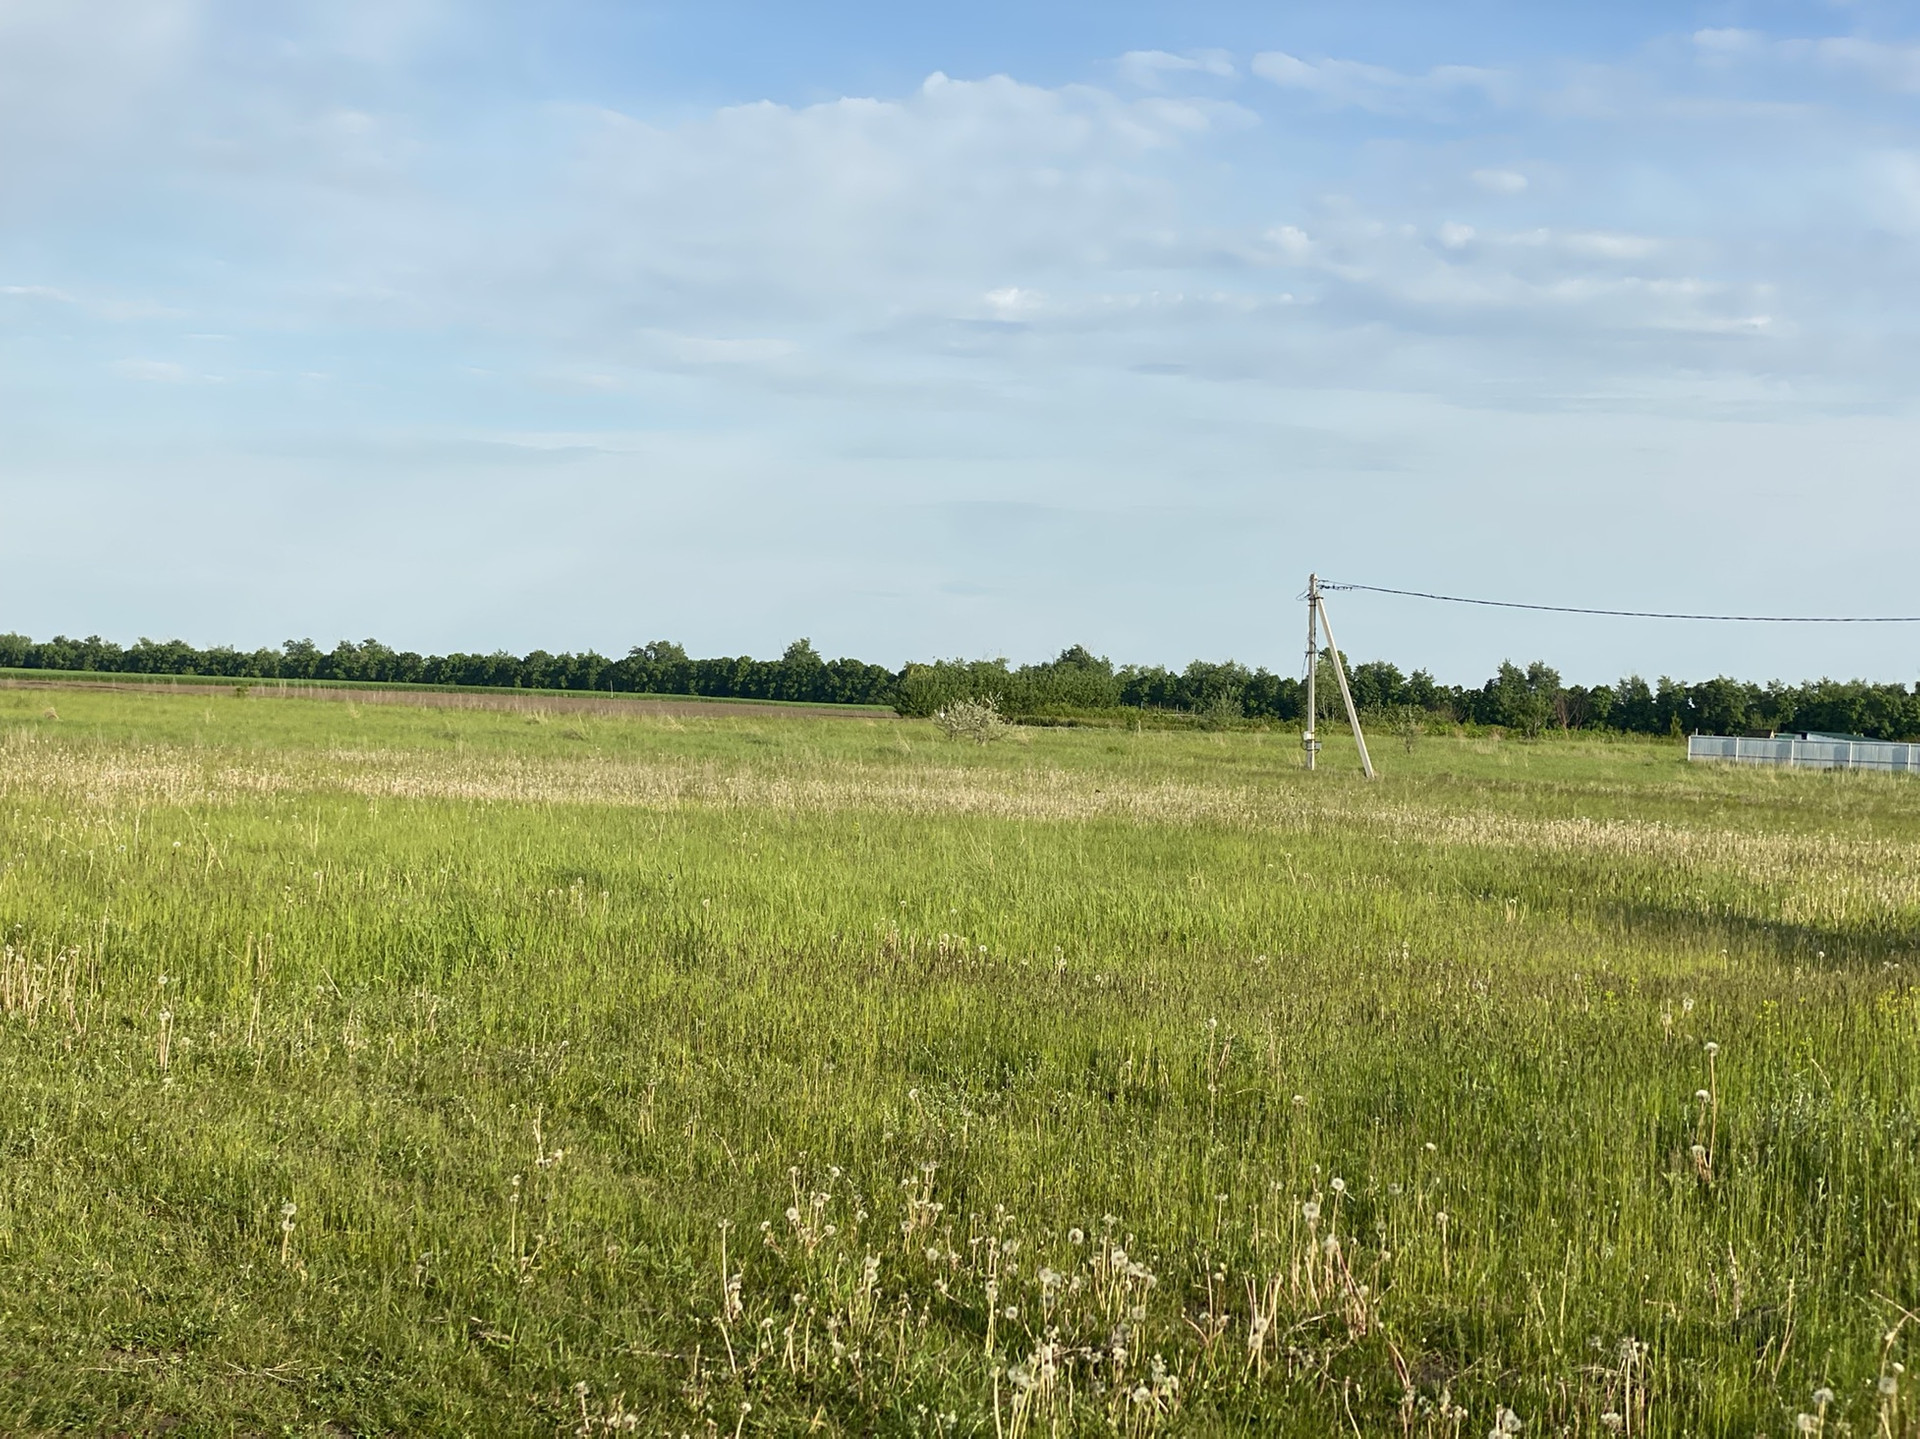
top-left (1687, 734), bottom-right (1920, 772)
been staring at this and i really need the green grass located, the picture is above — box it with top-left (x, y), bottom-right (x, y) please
top-left (0, 688), bottom-right (1916, 1437)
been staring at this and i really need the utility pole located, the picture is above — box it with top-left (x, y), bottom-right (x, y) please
top-left (1303, 573), bottom-right (1375, 780)
top-left (1303, 574), bottom-right (1320, 770)
top-left (1315, 587), bottom-right (1375, 779)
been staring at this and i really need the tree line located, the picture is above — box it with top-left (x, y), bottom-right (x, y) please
top-left (5, 630), bottom-right (1920, 740)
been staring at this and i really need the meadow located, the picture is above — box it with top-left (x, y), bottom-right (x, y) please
top-left (1, 688), bottom-right (1916, 1437)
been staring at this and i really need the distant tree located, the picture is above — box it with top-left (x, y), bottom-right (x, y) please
top-left (1489, 660), bottom-right (1560, 737)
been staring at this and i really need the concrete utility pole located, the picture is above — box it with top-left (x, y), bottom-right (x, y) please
top-left (1305, 574), bottom-right (1376, 780)
top-left (1303, 574), bottom-right (1320, 771)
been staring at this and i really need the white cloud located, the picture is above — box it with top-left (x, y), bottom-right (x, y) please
top-left (1692, 28), bottom-right (1765, 57)
top-left (1471, 168), bottom-right (1528, 194)
top-left (983, 287), bottom-right (1044, 317)
top-left (113, 359), bottom-right (191, 383)
top-left (503, 72), bottom-right (1257, 346)
top-left (1810, 37), bottom-right (1920, 93)
top-left (1114, 49), bottom-right (1235, 89)
top-left (1693, 28), bottom-right (1920, 93)
top-left (1265, 225), bottom-right (1313, 261)
top-left (0, 0), bottom-right (202, 190)
top-left (1250, 50), bottom-right (1506, 114)
top-left (1559, 231), bottom-right (1661, 261)
top-left (655, 333), bottom-right (798, 365)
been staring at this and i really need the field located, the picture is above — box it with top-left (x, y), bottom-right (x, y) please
top-left (1, 689), bottom-right (1917, 1437)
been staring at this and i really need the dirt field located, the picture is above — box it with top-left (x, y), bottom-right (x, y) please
top-left (0, 676), bottom-right (894, 722)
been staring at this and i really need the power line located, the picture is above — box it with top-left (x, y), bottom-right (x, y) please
top-left (1318, 581), bottom-right (1920, 624)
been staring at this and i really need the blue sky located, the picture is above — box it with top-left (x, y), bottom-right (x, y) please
top-left (5, 0), bottom-right (1920, 683)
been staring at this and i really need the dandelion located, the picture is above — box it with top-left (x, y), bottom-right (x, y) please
top-left (1813, 1387), bottom-right (1833, 1407)
top-left (1704, 1041), bottom-right (1720, 1057)
top-left (1329, 1177), bottom-right (1346, 1195)
top-left (1291, 1094), bottom-right (1307, 1109)
top-left (1695, 1090), bottom-right (1711, 1103)
top-left (1796, 1415), bottom-right (1819, 1434)
top-left (1880, 1376), bottom-right (1899, 1397)
top-left (1601, 1414), bottom-right (1623, 1432)
top-left (1301, 1201), bottom-right (1321, 1225)
top-left (1068, 1228), bottom-right (1085, 1245)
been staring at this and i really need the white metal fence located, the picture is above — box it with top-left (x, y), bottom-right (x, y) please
top-left (1688, 734), bottom-right (1920, 773)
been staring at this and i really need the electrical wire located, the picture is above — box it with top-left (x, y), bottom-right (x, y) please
top-left (1316, 581), bottom-right (1920, 624)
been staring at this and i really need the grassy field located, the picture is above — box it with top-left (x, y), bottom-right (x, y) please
top-left (1, 688), bottom-right (1917, 1437)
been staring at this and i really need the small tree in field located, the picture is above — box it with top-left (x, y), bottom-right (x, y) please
top-left (933, 696), bottom-right (1008, 744)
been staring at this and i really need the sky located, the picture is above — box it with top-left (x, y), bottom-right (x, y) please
top-left (4, 0), bottom-right (1920, 685)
